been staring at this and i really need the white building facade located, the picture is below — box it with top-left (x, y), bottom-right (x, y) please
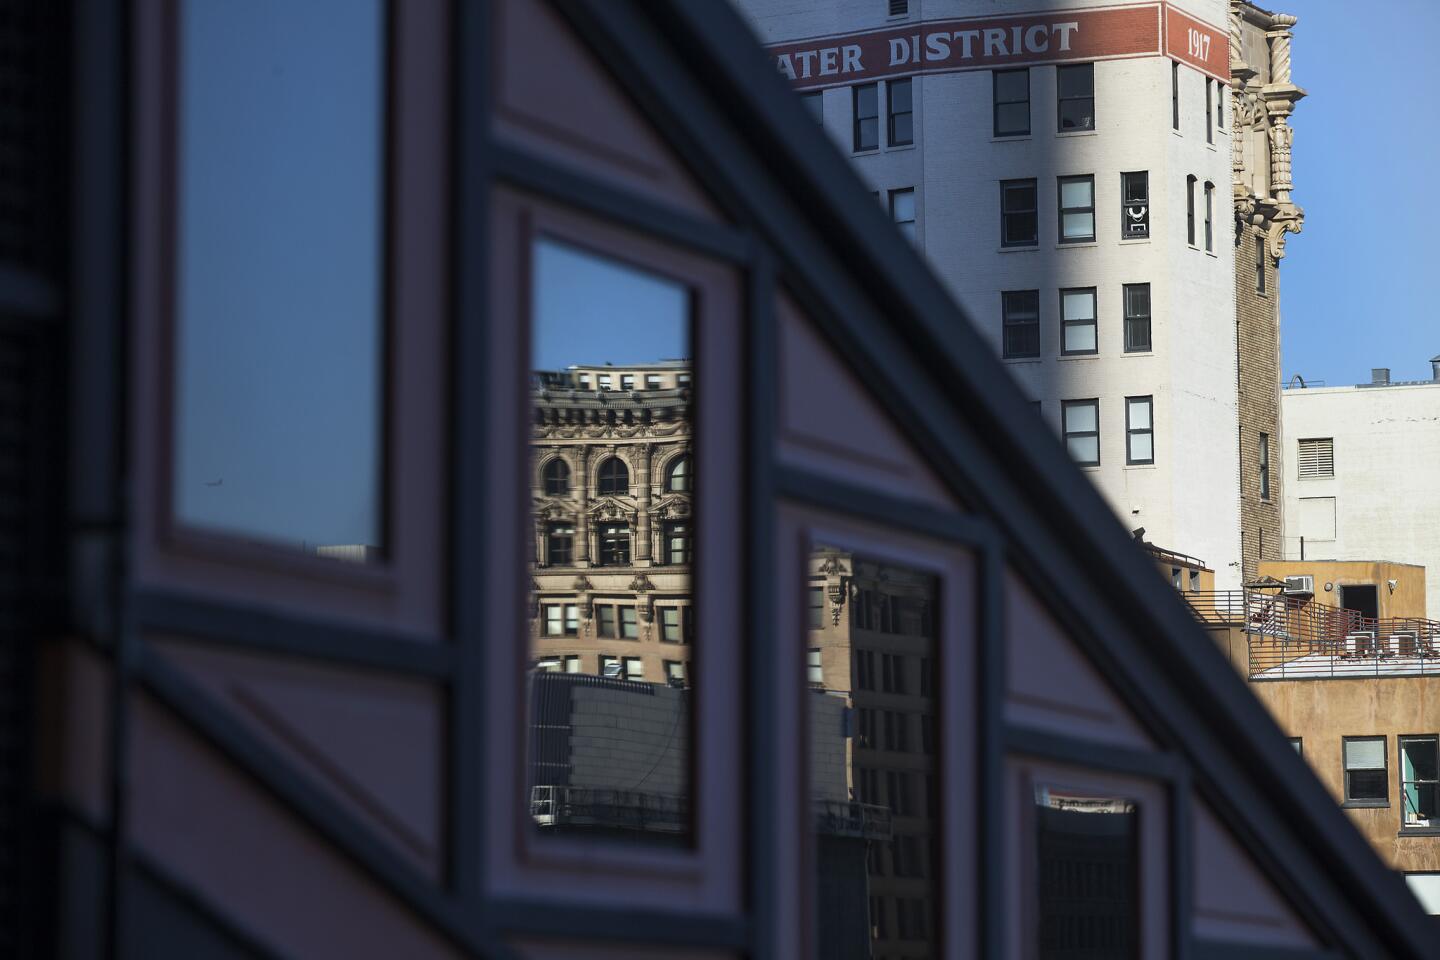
top-left (737, 0), bottom-right (1244, 586)
top-left (1280, 367), bottom-right (1440, 617)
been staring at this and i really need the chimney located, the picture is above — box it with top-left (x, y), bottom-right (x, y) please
top-left (1371, 367), bottom-right (1390, 386)
top-left (1432, 355), bottom-right (1440, 382)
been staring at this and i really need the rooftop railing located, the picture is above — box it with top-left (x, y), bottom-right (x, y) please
top-left (1181, 590), bottom-right (1440, 681)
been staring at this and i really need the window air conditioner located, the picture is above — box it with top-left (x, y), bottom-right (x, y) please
top-left (1283, 575), bottom-right (1314, 596)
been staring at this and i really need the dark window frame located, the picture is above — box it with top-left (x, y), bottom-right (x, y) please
top-left (992, 67), bottom-right (1030, 137)
top-left (598, 522), bottom-right (631, 566)
top-left (1121, 170), bottom-right (1149, 239)
top-left (1056, 62), bottom-right (1095, 132)
top-left (1205, 79), bottom-right (1213, 142)
top-left (542, 457), bottom-right (570, 496)
top-left (1203, 181), bottom-right (1214, 251)
top-left (1062, 398), bottom-right (1101, 467)
top-left (1125, 395), bottom-right (1154, 466)
top-left (663, 519), bottom-right (691, 565)
top-left (1123, 282), bottom-right (1151, 353)
top-left (1059, 287), bottom-right (1098, 357)
top-left (1171, 61), bottom-right (1180, 130)
top-left (853, 82), bottom-right (879, 152)
top-left (665, 454), bottom-right (690, 492)
top-left (1343, 736), bottom-right (1390, 808)
top-left (1001, 178), bottom-right (1038, 248)
top-left (1002, 289), bottom-right (1041, 359)
top-left (1399, 735), bottom-right (1440, 832)
top-left (890, 187), bottom-right (916, 241)
top-left (1057, 174), bottom-right (1096, 244)
top-left (1256, 235), bottom-right (1267, 293)
top-left (545, 521), bottom-right (575, 566)
top-left (1186, 175), bottom-right (1197, 246)
top-left (887, 77), bottom-right (913, 146)
top-left (1259, 432), bottom-right (1271, 500)
top-left (596, 456), bottom-right (629, 495)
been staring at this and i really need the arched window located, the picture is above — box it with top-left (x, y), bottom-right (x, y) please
top-left (596, 457), bottom-right (629, 495)
top-left (542, 458), bottom-right (570, 496)
top-left (665, 455), bottom-right (690, 493)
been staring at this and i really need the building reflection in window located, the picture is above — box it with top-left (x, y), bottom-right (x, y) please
top-left (808, 548), bottom-right (939, 958)
top-left (526, 237), bottom-right (694, 845)
top-left (1034, 786), bottom-right (1140, 959)
top-left (173, 0), bottom-right (385, 560)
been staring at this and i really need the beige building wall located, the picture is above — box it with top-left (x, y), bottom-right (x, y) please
top-left (1258, 560), bottom-right (1428, 622)
top-left (1230, 1), bottom-right (1305, 582)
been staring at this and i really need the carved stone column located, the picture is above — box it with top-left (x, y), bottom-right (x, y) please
top-left (634, 443), bottom-right (653, 562)
top-left (573, 446), bottom-right (590, 566)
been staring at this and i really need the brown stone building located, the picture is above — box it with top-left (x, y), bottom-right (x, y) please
top-left (530, 362), bottom-right (693, 685)
top-left (1230, 0), bottom-right (1306, 580)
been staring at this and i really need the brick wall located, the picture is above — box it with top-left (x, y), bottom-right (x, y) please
top-left (1235, 222), bottom-right (1283, 581)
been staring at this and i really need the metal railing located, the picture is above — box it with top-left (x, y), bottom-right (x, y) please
top-left (529, 785), bottom-right (688, 834)
top-left (813, 799), bottom-right (893, 840)
top-left (1181, 590), bottom-right (1440, 681)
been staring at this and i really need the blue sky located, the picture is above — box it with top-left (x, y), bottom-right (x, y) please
top-left (1280, 1), bottom-right (1440, 387)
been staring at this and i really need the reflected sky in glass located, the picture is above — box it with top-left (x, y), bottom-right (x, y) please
top-left (173, 0), bottom-right (384, 553)
top-left (532, 240), bottom-right (688, 370)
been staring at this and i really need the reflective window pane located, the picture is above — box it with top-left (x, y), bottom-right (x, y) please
top-left (1035, 787), bottom-right (1139, 959)
top-left (527, 238), bottom-right (693, 846)
top-left (809, 549), bottom-right (939, 958)
top-left (174, 0), bottom-right (385, 559)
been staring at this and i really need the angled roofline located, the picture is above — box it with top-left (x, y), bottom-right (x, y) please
top-left (549, 1), bottom-right (1435, 955)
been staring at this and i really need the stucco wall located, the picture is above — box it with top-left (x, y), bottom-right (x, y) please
top-left (1258, 560), bottom-right (1428, 622)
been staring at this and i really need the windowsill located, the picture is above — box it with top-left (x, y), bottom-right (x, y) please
top-left (1256, 290), bottom-right (1271, 299)
top-left (1076, 464), bottom-right (1101, 472)
top-left (1399, 826), bottom-right (1440, 837)
top-left (1171, 128), bottom-right (1183, 137)
top-left (1118, 237), bottom-right (1151, 245)
top-left (1058, 353), bottom-right (1098, 361)
top-left (1206, 142), bottom-right (1217, 151)
top-left (1056, 129), bottom-right (1098, 138)
top-left (852, 148), bottom-right (881, 158)
top-left (1057, 240), bottom-right (1098, 249)
top-left (1125, 463), bottom-right (1157, 470)
top-left (1122, 351), bottom-right (1155, 358)
top-left (1003, 357), bottom-right (1042, 365)
top-left (998, 245), bottom-right (1039, 253)
top-left (884, 143), bottom-right (918, 153)
top-left (1341, 800), bottom-right (1390, 809)
top-left (1205, 249), bottom-right (1218, 258)
top-left (991, 134), bottom-right (1032, 143)
top-left (1187, 244), bottom-right (1200, 252)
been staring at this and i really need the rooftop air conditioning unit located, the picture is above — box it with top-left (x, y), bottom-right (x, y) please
top-left (1283, 575), bottom-right (1315, 596)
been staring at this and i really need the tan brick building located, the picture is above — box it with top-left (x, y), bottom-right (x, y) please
top-left (1230, 0), bottom-right (1306, 580)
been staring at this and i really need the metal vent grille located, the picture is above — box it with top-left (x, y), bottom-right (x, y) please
top-left (889, 0), bottom-right (909, 16)
top-left (1296, 438), bottom-right (1334, 480)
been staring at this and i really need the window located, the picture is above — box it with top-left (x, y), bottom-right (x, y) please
top-left (1255, 235), bottom-right (1267, 293)
top-left (597, 605), bottom-right (617, 638)
top-left (1186, 175), bottom-right (1197, 246)
top-left (890, 188), bottom-right (916, 241)
top-left (1001, 179), bottom-right (1038, 247)
top-left (882, 653), bottom-right (906, 694)
top-left (620, 374), bottom-right (634, 391)
top-left (854, 82), bottom-right (879, 151)
top-left (1216, 83), bottom-right (1224, 128)
top-left (887, 78), bottom-right (913, 146)
top-left (565, 655), bottom-right (581, 674)
top-left (1259, 433), bottom-right (1271, 499)
top-left (543, 604), bottom-right (564, 636)
top-left (1002, 290), bottom-right (1040, 359)
top-left (664, 660), bottom-right (686, 685)
top-left (1203, 181), bottom-right (1214, 251)
top-left (661, 606), bottom-right (683, 642)
top-left (870, 897), bottom-right (887, 941)
top-left (1297, 438), bottom-right (1335, 479)
top-left (597, 457), bottom-right (629, 495)
top-left (808, 586), bottom-right (825, 629)
top-left (664, 520), bottom-right (691, 565)
top-left (1189, 570), bottom-right (1200, 592)
top-left (1056, 63), bottom-right (1094, 131)
top-left (1125, 396), bottom-right (1154, 465)
top-left (645, 373), bottom-right (661, 390)
top-left (600, 655), bottom-right (620, 678)
top-left (665, 455), bottom-right (690, 492)
top-left (897, 898), bottom-right (928, 940)
top-left (993, 68), bottom-right (1029, 137)
top-left (1123, 283), bottom-right (1151, 353)
top-left (598, 523), bottom-right (630, 565)
top-left (546, 522), bottom-right (574, 566)
top-left (1171, 567), bottom-right (1182, 589)
top-left (624, 657), bottom-right (644, 681)
top-left (1344, 737), bottom-right (1388, 805)
top-left (1171, 61), bottom-right (1180, 130)
top-left (620, 605), bottom-right (639, 639)
top-left (1036, 786), bottom-right (1139, 957)
top-left (1121, 171), bottom-right (1149, 239)
top-left (1289, 738), bottom-right (1303, 755)
top-left (1205, 79), bottom-right (1213, 143)
top-left (801, 90), bottom-right (823, 123)
top-left (1060, 288), bottom-right (1097, 356)
top-left (536, 657), bottom-right (562, 672)
top-left (578, 374), bottom-right (591, 390)
top-left (171, 0), bottom-right (386, 558)
top-left (1063, 399), bottom-right (1100, 466)
top-left (1058, 175), bottom-right (1095, 243)
top-left (855, 649), bottom-right (875, 690)
top-left (1401, 737), bottom-right (1439, 829)
top-left (598, 373), bottom-right (613, 391)
top-left (808, 648), bottom-right (824, 686)
top-left (542, 458), bottom-right (570, 495)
